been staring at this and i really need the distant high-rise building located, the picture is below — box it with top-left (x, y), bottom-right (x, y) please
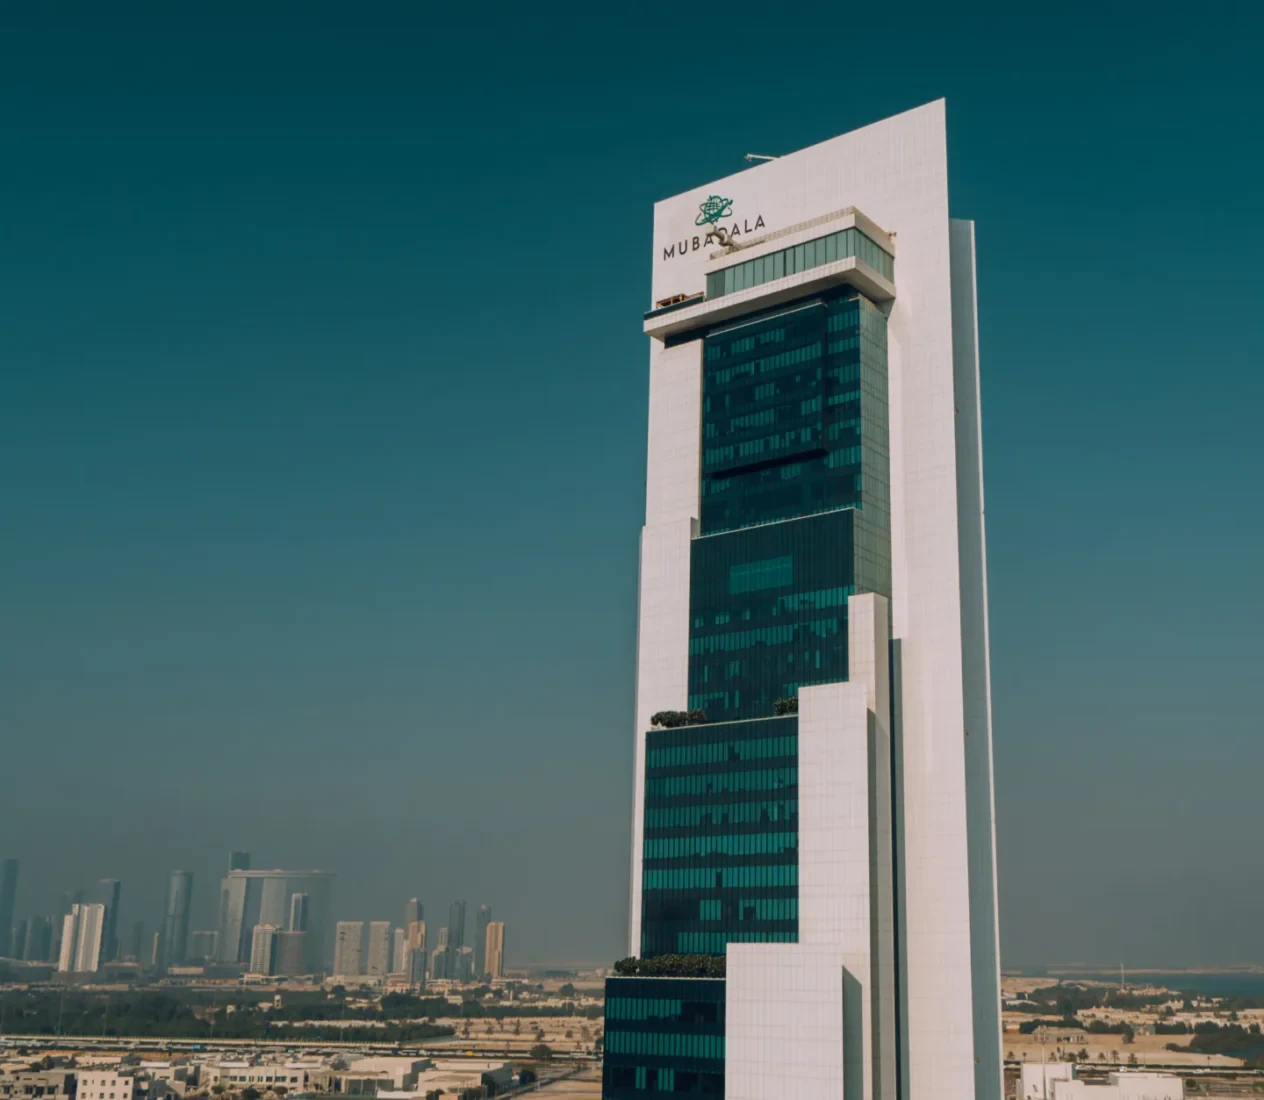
top-left (474, 905), bottom-right (491, 977)
top-left (447, 901), bottom-right (466, 950)
top-left (58, 914), bottom-right (77, 972)
top-left (406, 920), bottom-right (427, 985)
top-left (275, 930), bottom-right (308, 976)
top-left (11, 919), bottom-right (27, 961)
top-left (485, 921), bottom-right (505, 980)
top-left (289, 892), bottom-right (309, 932)
top-left (229, 851), bottom-right (251, 871)
top-left (429, 944), bottom-right (452, 981)
top-left (333, 921), bottom-right (364, 977)
top-left (453, 945), bottom-right (475, 983)
top-left (188, 930), bottom-right (218, 959)
top-left (216, 869), bottom-right (333, 972)
top-left (0, 859), bottom-right (19, 959)
top-left (365, 921), bottom-right (392, 978)
top-left (404, 898), bottom-right (422, 927)
top-left (249, 924), bottom-right (279, 976)
top-left (25, 915), bottom-right (53, 962)
top-left (129, 920), bottom-right (145, 963)
top-left (391, 927), bottom-right (408, 975)
top-left (148, 931), bottom-right (161, 969)
top-left (59, 903), bottom-right (106, 972)
top-left (96, 878), bottom-right (122, 963)
top-left (76, 903), bottom-right (106, 972)
top-left (163, 871), bottom-right (194, 967)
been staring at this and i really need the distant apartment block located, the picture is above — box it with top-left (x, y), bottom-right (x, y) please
top-left (485, 921), bottom-right (505, 980)
top-left (474, 905), bottom-right (491, 977)
top-left (58, 903), bottom-right (106, 973)
top-left (275, 929), bottom-right (308, 976)
top-left (162, 870), bottom-right (193, 967)
top-left (333, 920), bottom-right (364, 977)
top-left (366, 921), bottom-right (392, 978)
top-left (0, 859), bottom-right (18, 959)
top-left (250, 923), bottom-right (279, 976)
top-left (406, 919), bottom-right (427, 984)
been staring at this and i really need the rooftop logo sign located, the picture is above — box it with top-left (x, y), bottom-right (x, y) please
top-left (662, 197), bottom-right (766, 262)
top-left (696, 195), bottom-right (734, 227)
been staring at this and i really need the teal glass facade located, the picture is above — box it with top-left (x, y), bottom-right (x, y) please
top-left (640, 716), bottom-right (798, 959)
top-left (700, 288), bottom-right (890, 537)
top-left (704, 226), bottom-right (893, 299)
top-left (602, 977), bottom-right (726, 1099)
top-left (688, 508), bottom-right (891, 723)
top-left (609, 277), bottom-right (894, 1099)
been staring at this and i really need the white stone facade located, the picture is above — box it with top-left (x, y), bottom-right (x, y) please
top-left (628, 100), bottom-right (1001, 1100)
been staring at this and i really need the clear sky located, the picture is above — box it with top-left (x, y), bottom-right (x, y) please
top-left (2, 1), bottom-right (1262, 968)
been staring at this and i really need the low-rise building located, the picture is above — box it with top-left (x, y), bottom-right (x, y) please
top-left (75, 1072), bottom-right (138, 1100)
top-left (1048, 1070), bottom-right (1183, 1100)
top-left (0, 1070), bottom-right (77, 1100)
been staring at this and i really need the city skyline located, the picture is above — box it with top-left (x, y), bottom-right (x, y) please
top-left (0, 851), bottom-right (516, 976)
top-left (3, 3), bottom-right (1264, 972)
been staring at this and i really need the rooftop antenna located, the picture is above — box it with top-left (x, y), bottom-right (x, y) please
top-left (744, 153), bottom-right (780, 163)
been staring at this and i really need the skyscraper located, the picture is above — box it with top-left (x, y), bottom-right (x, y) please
top-left (430, 926), bottom-right (451, 981)
top-left (95, 878), bottom-right (121, 963)
top-left (406, 919), bottom-right (427, 984)
top-left (603, 101), bottom-right (1001, 1100)
top-left (163, 871), bottom-right (194, 968)
top-left (0, 859), bottom-right (18, 959)
top-left (129, 920), bottom-right (145, 963)
top-left (229, 850), bottom-right (251, 871)
top-left (57, 913), bottom-right (77, 972)
top-left (25, 915), bottom-right (53, 963)
top-left (453, 945), bottom-right (474, 982)
top-left (484, 921), bottom-right (505, 981)
top-left (275, 930), bottom-right (307, 976)
top-left (333, 920), bottom-right (363, 977)
top-left (216, 869), bottom-right (333, 971)
top-left (404, 898), bottom-right (422, 927)
top-left (447, 900), bottom-right (465, 950)
top-left (11, 919), bottom-right (27, 961)
top-left (474, 905), bottom-right (491, 978)
top-left (289, 892), bottom-right (309, 932)
top-left (249, 924), bottom-right (279, 975)
top-left (392, 927), bottom-right (407, 974)
top-left (365, 920), bottom-right (392, 978)
top-left (58, 902), bottom-right (106, 972)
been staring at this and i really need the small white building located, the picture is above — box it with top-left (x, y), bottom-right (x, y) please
top-left (1050, 1071), bottom-right (1183, 1100)
top-left (1021, 1062), bottom-right (1075, 1099)
top-left (76, 1072), bottom-right (139, 1100)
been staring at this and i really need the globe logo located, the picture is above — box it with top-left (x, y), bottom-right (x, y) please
top-left (695, 194), bottom-right (734, 227)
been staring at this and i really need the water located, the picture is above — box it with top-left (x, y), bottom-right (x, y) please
top-left (1055, 972), bottom-right (1264, 999)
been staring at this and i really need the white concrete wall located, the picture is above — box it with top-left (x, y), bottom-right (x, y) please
top-left (848, 594), bottom-right (897, 1100)
top-left (798, 681), bottom-right (872, 1100)
top-left (726, 944), bottom-right (847, 1100)
top-left (628, 338), bottom-right (702, 956)
top-left (1021, 1062), bottom-right (1074, 1100)
top-left (951, 217), bottom-right (1004, 1100)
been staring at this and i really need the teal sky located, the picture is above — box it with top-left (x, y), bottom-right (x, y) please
top-left (2, 2), bottom-right (1262, 967)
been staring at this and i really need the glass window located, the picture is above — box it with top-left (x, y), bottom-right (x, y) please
top-left (704, 226), bottom-right (892, 300)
